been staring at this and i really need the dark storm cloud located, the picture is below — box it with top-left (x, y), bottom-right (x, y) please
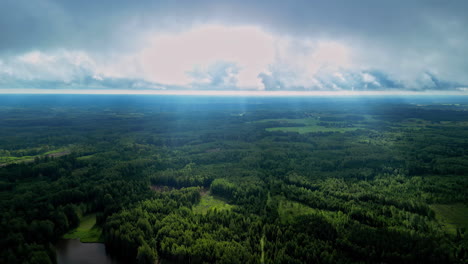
top-left (0, 0), bottom-right (214, 54)
top-left (2, 0), bottom-right (467, 53)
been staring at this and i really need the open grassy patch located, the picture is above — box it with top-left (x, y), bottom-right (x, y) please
top-left (278, 199), bottom-right (317, 224)
top-left (43, 147), bottom-right (68, 155)
top-left (193, 193), bottom-right (234, 214)
top-left (63, 213), bottom-right (104, 243)
top-left (77, 154), bottom-right (96, 161)
top-left (267, 126), bottom-right (361, 133)
top-left (431, 203), bottom-right (468, 234)
top-left (0, 155), bottom-right (34, 165)
top-left (258, 118), bottom-right (363, 134)
top-left (0, 147), bottom-right (70, 166)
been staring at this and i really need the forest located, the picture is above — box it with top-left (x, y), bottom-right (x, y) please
top-left (0, 95), bottom-right (467, 264)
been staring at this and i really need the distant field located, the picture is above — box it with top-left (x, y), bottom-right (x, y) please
top-left (258, 118), bottom-right (364, 134)
top-left (430, 203), bottom-right (468, 234)
top-left (0, 147), bottom-right (70, 166)
top-left (192, 193), bottom-right (233, 214)
top-left (76, 154), bottom-right (96, 161)
top-left (63, 214), bottom-right (103, 243)
top-left (267, 126), bottom-right (361, 133)
top-left (0, 155), bottom-right (34, 165)
top-left (278, 199), bottom-right (316, 224)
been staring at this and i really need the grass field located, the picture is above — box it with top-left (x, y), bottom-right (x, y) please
top-left (0, 147), bottom-right (70, 166)
top-left (278, 199), bottom-right (317, 224)
top-left (43, 147), bottom-right (69, 155)
top-left (430, 203), bottom-right (468, 234)
top-left (192, 194), bottom-right (234, 214)
top-left (259, 118), bottom-right (363, 134)
top-left (76, 154), bottom-right (96, 161)
top-left (267, 126), bottom-right (361, 133)
top-left (63, 214), bottom-right (104, 243)
top-left (0, 155), bottom-right (34, 165)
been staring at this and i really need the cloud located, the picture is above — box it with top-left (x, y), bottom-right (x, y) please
top-left (1, 0), bottom-right (468, 91)
top-left (189, 61), bottom-right (240, 89)
top-left (132, 25), bottom-right (275, 89)
top-left (0, 29), bottom-right (357, 91)
top-left (0, 50), bottom-right (96, 83)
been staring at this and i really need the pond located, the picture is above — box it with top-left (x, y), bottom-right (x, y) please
top-left (56, 239), bottom-right (125, 264)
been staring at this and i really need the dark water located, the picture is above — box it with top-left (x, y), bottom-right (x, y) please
top-left (56, 239), bottom-right (125, 264)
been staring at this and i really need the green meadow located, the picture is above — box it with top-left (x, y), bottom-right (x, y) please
top-left (431, 204), bottom-right (468, 234)
top-left (193, 194), bottom-right (234, 214)
top-left (259, 118), bottom-right (364, 134)
top-left (0, 147), bottom-right (70, 166)
top-left (63, 214), bottom-right (103, 243)
top-left (278, 199), bottom-right (317, 224)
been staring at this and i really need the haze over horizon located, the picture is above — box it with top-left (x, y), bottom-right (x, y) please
top-left (1, 0), bottom-right (468, 93)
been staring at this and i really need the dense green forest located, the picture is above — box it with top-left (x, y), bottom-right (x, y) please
top-left (0, 95), bottom-right (467, 263)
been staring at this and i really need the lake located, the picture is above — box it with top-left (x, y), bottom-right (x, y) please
top-left (56, 239), bottom-right (125, 264)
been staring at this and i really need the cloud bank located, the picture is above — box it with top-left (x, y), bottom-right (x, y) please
top-left (1, 0), bottom-right (467, 92)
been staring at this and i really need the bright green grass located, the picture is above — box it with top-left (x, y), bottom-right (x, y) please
top-left (0, 155), bottom-right (34, 164)
top-left (431, 203), bottom-right (468, 234)
top-left (193, 194), bottom-right (234, 214)
top-left (63, 214), bottom-right (104, 243)
top-left (43, 147), bottom-right (68, 155)
top-left (0, 147), bottom-right (70, 166)
top-left (267, 126), bottom-right (360, 133)
top-left (77, 154), bottom-right (95, 160)
top-left (256, 118), bottom-right (318, 125)
top-left (258, 118), bottom-right (363, 134)
top-left (278, 199), bottom-right (317, 224)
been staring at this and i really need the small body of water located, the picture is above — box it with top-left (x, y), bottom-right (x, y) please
top-left (56, 239), bottom-right (125, 264)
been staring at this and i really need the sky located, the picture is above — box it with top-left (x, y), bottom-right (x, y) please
top-left (1, 0), bottom-right (468, 93)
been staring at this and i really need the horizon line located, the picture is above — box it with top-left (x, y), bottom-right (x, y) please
top-left (0, 89), bottom-right (468, 97)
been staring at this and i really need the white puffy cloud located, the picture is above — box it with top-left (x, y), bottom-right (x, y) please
top-left (1, 50), bottom-right (97, 83)
top-left (134, 25), bottom-right (275, 89)
top-left (261, 38), bottom-right (353, 89)
top-left (0, 25), bottom-right (357, 90)
top-left (0, 22), bottom-right (466, 92)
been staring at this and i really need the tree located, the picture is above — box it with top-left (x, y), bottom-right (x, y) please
top-left (136, 242), bottom-right (158, 264)
top-left (29, 251), bottom-right (52, 264)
